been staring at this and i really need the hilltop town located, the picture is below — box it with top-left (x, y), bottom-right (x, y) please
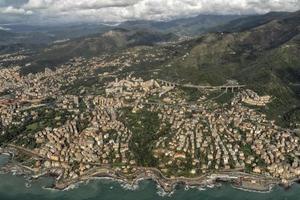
top-left (0, 49), bottom-right (300, 192)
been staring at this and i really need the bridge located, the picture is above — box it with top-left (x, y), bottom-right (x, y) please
top-left (157, 80), bottom-right (178, 87)
top-left (157, 79), bottom-right (246, 92)
top-left (291, 83), bottom-right (300, 86)
top-left (142, 101), bottom-right (204, 112)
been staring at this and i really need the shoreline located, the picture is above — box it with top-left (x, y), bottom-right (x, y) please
top-left (0, 152), bottom-right (297, 195)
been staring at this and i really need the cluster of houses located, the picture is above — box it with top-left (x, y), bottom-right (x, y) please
top-left (238, 89), bottom-right (272, 106)
top-left (0, 51), bottom-right (299, 182)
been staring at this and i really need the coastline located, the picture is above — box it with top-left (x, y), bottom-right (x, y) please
top-left (0, 151), bottom-right (293, 195)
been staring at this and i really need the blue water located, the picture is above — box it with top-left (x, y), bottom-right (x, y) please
top-left (0, 155), bottom-right (300, 200)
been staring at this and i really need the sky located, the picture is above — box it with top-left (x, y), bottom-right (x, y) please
top-left (0, 0), bottom-right (299, 24)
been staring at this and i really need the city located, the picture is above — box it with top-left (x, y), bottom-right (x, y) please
top-left (0, 55), bottom-right (299, 191)
top-left (0, 2), bottom-right (299, 199)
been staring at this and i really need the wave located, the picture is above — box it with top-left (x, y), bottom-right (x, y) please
top-left (155, 182), bottom-right (174, 197)
top-left (63, 181), bottom-right (83, 191)
top-left (231, 184), bottom-right (273, 194)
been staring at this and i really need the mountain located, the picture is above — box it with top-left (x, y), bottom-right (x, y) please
top-left (0, 14), bottom-right (245, 54)
top-left (0, 24), bottom-right (114, 54)
top-left (44, 28), bottom-right (176, 56)
top-left (0, 29), bottom-right (53, 54)
top-left (154, 10), bottom-right (300, 126)
top-left (22, 29), bottom-right (177, 73)
top-left (0, 29), bottom-right (16, 44)
top-left (0, 14), bottom-right (243, 48)
top-left (211, 11), bottom-right (297, 32)
top-left (0, 29), bottom-right (14, 37)
top-left (120, 15), bottom-right (242, 36)
top-left (2, 23), bottom-right (114, 40)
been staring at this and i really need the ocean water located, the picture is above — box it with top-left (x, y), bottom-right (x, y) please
top-left (0, 155), bottom-right (300, 200)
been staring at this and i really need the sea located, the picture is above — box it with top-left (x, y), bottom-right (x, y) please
top-left (1, 155), bottom-right (300, 200)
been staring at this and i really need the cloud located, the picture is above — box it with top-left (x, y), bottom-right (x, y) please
top-left (1, 6), bottom-right (33, 15)
top-left (0, 0), bottom-right (299, 24)
top-left (23, 0), bottom-right (140, 10)
top-left (0, 0), bottom-right (28, 7)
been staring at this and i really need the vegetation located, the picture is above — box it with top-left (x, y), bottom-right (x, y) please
top-left (182, 87), bottom-right (203, 102)
top-left (120, 108), bottom-right (168, 167)
top-left (0, 108), bottom-right (71, 149)
top-left (62, 76), bottom-right (108, 96)
top-left (155, 11), bottom-right (300, 127)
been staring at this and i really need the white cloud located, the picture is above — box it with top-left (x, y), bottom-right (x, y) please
top-left (1, 6), bottom-right (33, 15)
top-left (1, 0), bottom-right (300, 23)
top-left (23, 0), bottom-right (53, 9)
top-left (24, 0), bottom-right (140, 10)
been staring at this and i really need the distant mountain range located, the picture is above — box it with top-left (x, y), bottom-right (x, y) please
top-left (211, 11), bottom-right (299, 32)
top-left (119, 15), bottom-right (241, 36)
top-left (23, 28), bottom-right (177, 71)
top-left (0, 14), bottom-right (243, 50)
top-left (2, 12), bottom-right (298, 48)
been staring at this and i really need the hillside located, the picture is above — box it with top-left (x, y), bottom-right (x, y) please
top-left (21, 29), bottom-right (177, 73)
top-left (0, 14), bottom-right (243, 53)
top-left (120, 15), bottom-right (242, 36)
top-left (154, 11), bottom-right (300, 126)
top-left (211, 11), bottom-right (293, 32)
top-left (0, 30), bottom-right (16, 44)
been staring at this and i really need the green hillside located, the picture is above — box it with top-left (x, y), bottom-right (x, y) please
top-left (121, 15), bottom-right (242, 36)
top-left (155, 11), bottom-right (300, 127)
top-left (21, 28), bottom-right (177, 74)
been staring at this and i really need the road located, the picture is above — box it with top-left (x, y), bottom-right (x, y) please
top-left (157, 79), bottom-right (246, 91)
top-left (6, 144), bottom-right (281, 193)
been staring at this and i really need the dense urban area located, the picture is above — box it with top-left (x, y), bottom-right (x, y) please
top-left (0, 45), bottom-right (299, 192)
top-left (0, 9), bottom-right (299, 193)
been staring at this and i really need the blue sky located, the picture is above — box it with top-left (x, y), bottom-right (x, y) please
top-left (0, 0), bottom-right (299, 24)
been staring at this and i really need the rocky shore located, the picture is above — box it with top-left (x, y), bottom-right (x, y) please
top-left (0, 152), bottom-right (297, 194)
top-left (36, 165), bottom-right (282, 194)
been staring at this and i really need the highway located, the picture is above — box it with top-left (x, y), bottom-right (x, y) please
top-left (157, 79), bottom-right (246, 91)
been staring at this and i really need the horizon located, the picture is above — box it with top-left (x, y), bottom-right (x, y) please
top-left (0, 10), bottom-right (298, 28)
top-left (0, 0), bottom-right (299, 25)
